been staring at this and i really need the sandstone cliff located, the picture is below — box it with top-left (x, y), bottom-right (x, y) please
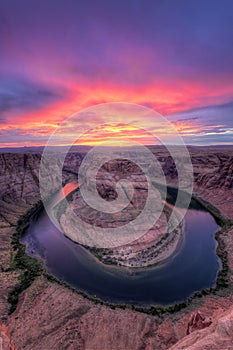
top-left (0, 147), bottom-right (232, 350)
top-left (169, 306), bottom-right (233, 350)
top-left (0, 321), bottom-right (17, 350)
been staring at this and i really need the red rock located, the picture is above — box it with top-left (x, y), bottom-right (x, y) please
top-left (186, 311), bottom-right (212, 335)
top-left (0, 321), bottom-right (17, 350)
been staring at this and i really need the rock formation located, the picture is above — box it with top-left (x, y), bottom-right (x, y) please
top-left (0, 321), bottom-right (17, 350)
top-left (169, 306), bottom-right (233, 350)
top-left (186, 311), bottom-right (212, 335)
top-left (0, 146), bottom-right (232, 349)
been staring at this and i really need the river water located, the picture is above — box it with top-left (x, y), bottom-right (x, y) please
top-left (22, 202), bottom-right (220, 306)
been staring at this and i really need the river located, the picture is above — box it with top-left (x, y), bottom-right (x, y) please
top-left (22, 193), bottom-right (220, 306)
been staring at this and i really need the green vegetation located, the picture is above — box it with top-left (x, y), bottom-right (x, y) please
top-left (215, 230), bottom-right (229, 289)
top-left (45, 269), bottom-right (202, 316)
top-left (7, 186), bottom-right (233, 317)
top-left (191, 194), bottom-right (232, 291)
top-left (78, 190), bottom-right (232, 315)
top-left (8, 201), bottom-right (44, 314)
top-left (192, 194), bottom-right (233, 227)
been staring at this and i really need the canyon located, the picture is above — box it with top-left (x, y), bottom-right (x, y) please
top-left (0, 146), bottom-right (233, 349)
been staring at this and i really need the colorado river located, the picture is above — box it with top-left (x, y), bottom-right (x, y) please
top-left (22, 199), bottom-right (220, 306)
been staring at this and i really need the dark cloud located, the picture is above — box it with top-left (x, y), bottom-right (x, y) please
top-left (168, 100), bottom-right (233, 144)
top-left (173, 100), bottom-right (233, 115)
top-left (0, 128), bottom-right (49, 145)
top-left (175, 116), bottom-right (199, 123)
top-left (186, 133), bottom-right (233, 144)
top-left (0, 77), bottom-right (65, 116)
top-left (170, 100), bottom-right (233, 129)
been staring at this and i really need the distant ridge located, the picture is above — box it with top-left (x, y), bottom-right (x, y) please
top-left (0, 144), bottom-right (232, 153)
top-left (0, 145), bottom-right (92, 153)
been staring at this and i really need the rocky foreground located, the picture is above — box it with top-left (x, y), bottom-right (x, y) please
top-left (0, 146), bottom-right (233, 349)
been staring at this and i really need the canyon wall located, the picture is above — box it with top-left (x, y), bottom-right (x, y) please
top-left (0, 147), bottom-right (232, 349)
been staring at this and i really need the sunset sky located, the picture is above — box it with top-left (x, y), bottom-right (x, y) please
top-left (0, 0), bottom-right (233, 147)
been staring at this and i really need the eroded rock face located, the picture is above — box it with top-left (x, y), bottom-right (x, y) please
top-left (169, 306), bottom-right (233, 350)
top-left (7, 277), bottom-right (171, 350)
top-left (1, 148), bottom-right (233, 217)
top-left (0, 147), bottom-right (233, 350)
top-left (186, 311), bottom-right (212, 335)
top-left (0, 321), bottom-right (17, 350)
top-left (0, 154), bottom-right (42, 320)
top-left (0, 153), bottom-right (40, 204)
top-left (194, 154), bottom-right (233, 190)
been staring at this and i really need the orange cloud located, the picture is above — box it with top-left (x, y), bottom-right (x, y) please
top-left (1, 79), bottom-right (232, 147)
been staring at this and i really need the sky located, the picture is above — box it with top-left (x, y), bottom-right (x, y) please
top-left (0, 0), bottom-right (233, 147)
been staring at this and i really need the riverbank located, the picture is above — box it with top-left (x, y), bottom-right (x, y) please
top-left (8, 189), bottom-right (232, 316)
top-left (2, 148), bottom-right (233, 350)
top-left (57, 182), bottom-right (185, 268)
top-left (8, 201), bottom-right (44, 314)
top-left (87, 212), bottom-right (184, 268)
